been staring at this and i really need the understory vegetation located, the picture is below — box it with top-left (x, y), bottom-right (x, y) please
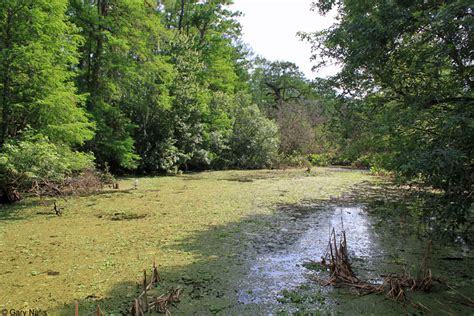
top-left (0, 0), bottom-right (472, 221)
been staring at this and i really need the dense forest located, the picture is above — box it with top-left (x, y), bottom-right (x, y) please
top-left (0, 0), bottom-right (472, 221)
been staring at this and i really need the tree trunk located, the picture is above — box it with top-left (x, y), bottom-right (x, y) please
top-left (178, 0), bottom-right (185, 31)
top-left (0, 187), bottom-right (22, 204)
top-left (89, 1), bottom-right (106, 105)
top-left (0, 9), bottom-right (13, 147)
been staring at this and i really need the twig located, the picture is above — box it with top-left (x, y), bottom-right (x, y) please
top-left (143, 270), bottom-right (148, 312)
top-left (446, 284), bottom-right (474, 305)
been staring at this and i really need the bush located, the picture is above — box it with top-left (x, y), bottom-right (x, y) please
top-left (0, 137), bottom-right (94, 203)
top-left (309, 153), bottom-right (332, 167)
top-left (369, 165), bottom-right (391, 177)
top-left (230, 104), bottom-right (279, 169)
top-left (274, 154), bottom-right (311, 169)
top-left (352, 154), bottom-right (372, 169)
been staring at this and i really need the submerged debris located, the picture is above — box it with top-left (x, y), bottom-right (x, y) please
top-left (312, 228), bottom-right (383, 294)
top-left (153, 288), bottom-right (182, 315)
top-left (131, 260), bottom-right (182, 316)
top-left (313, 228), bottom-right (437, 302)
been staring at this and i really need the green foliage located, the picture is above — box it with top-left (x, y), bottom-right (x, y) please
top-left (309, 153), bottom-right (331, 167)
top-left (352, 155), bottom-right (372, 169)
top-left (203, 92), bottom-right (237, 169)
top-left (167, 35), bottom-right (211, 170)
top-left (249, 60), bottom-right (332, 157)
top-left (230, 104), bottom-right (279, 169)
top-left (0, 0), bottom-right (296, 183)
top-left (250, 59), bottom-right (312, 111)
top-left (302, 0), bottom-right (473, 218)
top-left (0, 0), bottom-right (95, 201)
top-left (0, 0), bottom-right (94, 146)
top-left (369, 165), bottom-right (390, 177)
top-left (0, 137), bottom-right (94, 201)
top-left (64, 0), bottom-right (257, 175)
top-left (69, 0), bottom-right (175, 170)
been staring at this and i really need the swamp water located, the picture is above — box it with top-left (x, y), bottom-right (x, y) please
top-left (238, 206), bottom-right (379, 304)
top-left (212, 202), bottom-right (473, 315)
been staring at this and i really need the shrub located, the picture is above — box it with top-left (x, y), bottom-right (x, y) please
top-left (274, 154), bottom-right (311, 169)
top-left (352, 154), bottom-right (372, 169)
top-left (0, 137), bottom-right (94, 202)
top-left (230, 104), bottom-right (279, 169)
top-left (369, 166), bottom-right (390, 177)
top-left (309, 153), bottom-right (332, 167)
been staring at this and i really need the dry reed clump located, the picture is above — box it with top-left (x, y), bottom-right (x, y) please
top-left (131, 260), bottom-right (182, 316)
top-left (382, 240), bottom-right (435, 301)
top-left (312, 228), bottom-right (384, 294)
top-left (73, 261), bottom-right (181, 316)
top-left (312, 228), bottom-right (436, 302)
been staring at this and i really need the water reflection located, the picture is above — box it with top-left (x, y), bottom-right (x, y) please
top-left (238, 205), bottom-right (380, 304)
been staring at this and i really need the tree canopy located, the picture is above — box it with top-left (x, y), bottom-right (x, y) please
top-left (300, 0), bottom-right (473, 219)
top-left (1, 0), bottom-right (471, 223)
top-left (0, 0), bottom-right (281, 201)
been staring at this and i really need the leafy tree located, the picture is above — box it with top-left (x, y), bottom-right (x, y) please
top-left (0, 0), bottom-right (93, 146)
top-left (230, 100), bottom-right (279, 169)
top-left (203, 91), bottom-right (237, 168)
top-left (158, 1), bottom-right (247, 171)
top-left (0, 0), bottom-right (95, 202)
top-left (249, 59), bottom-right (331, 156)
top-left (167, 35), bottom-right (210, 171)
top-left (162, 0), bottom-right (244, 93)
top-left (69, 0), bottom-right (173, 170)
top-left (119, 42), bottom-right (174, 173)
top-left (250, 59), bottom-right (311, 110)
top-left (301, 0), bottom-right (474, 218)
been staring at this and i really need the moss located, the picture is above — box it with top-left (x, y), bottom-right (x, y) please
top-left (302, 261), bottom-right (326, 272)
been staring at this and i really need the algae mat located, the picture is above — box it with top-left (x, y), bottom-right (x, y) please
top-left (0, 168), bottom-right (370, 314)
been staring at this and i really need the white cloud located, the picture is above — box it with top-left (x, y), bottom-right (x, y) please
top-left (230, 0), bottom-right (339, 79)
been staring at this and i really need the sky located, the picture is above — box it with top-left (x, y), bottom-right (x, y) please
top-left (230, 0), bottom-right (339, 79)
